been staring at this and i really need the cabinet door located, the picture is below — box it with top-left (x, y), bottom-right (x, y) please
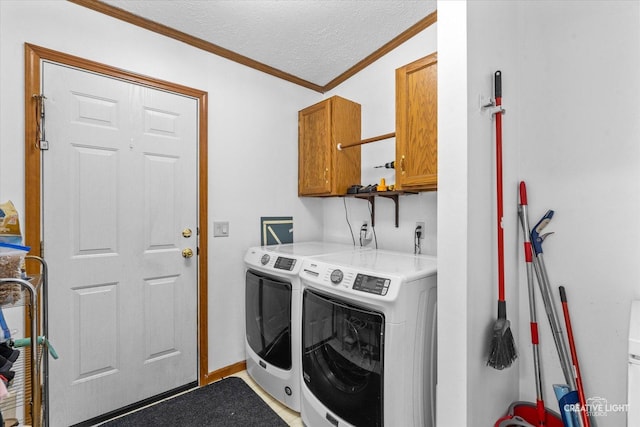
top-left (396, 53), bottom-right (437, 191)
top-left (299, 101), bottom-right (332, 195)
top-left (330, 97), bottom-right (361, 195)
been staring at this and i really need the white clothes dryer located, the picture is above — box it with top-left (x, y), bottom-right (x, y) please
top-left (244, 241), bottom-right (367, 412)
top-left (300, 249), bottom-right (437, 427)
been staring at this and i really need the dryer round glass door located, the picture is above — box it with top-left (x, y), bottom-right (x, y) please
top-left (302, 289), bottom-right (384, 427)
top-left (246, 270), bottom-right (292, 370)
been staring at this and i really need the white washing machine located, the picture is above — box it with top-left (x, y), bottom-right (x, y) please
top-left (244, 241), bottom-right (367, 412)
top-left (299, 249), bottom-right (437, 427)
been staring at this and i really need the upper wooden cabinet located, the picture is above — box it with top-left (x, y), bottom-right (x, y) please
top-left (298, 96), bottom-right (361, 196)
top-left (395, 52), bottom-right (437, 191)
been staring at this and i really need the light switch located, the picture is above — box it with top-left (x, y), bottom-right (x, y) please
top-left (213, 221), bottom-right (229, 237)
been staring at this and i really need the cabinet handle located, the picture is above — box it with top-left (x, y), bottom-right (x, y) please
top-left (324, 167), bottom-right (329, 183)
top-left (400, 155), bottom-right (406, 175)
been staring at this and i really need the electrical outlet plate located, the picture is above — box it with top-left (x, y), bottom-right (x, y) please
top-left (213, 221), bottom-right (229, 237)
top-left (416, 221), bottom-right (425, 239)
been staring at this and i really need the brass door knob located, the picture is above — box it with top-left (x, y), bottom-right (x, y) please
top-left (182, 248), bottom-right (194, 258)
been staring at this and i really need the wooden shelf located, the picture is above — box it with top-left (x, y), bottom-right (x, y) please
top-left (343, 190), bottom-right (417, 227)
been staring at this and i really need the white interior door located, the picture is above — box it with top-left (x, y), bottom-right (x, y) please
top-left (41, 62), bottom-right (199, 426)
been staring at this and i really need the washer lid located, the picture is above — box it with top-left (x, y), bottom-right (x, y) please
top-left (307, 249), bottom-right (437, 280)
top-left (262, 241), bottom-right (362, 256)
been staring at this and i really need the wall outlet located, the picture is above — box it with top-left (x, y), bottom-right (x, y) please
top-left (415, 221), bottom-right (425, 239)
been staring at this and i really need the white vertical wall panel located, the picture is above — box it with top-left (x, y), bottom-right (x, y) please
top-left (144, 155), bottom-right (177, 250)
top-left (72, 93), bottom-right (119, 129)
top-left (74, 146), bottom-right (118, 255)
top-left (144, 108), bottom-right (179, 138)
top-left (73, 283), bottom-right (119, 382)
top-left (143, 276), bottom-right (179, 362)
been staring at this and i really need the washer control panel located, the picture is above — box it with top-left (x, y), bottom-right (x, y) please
top-left (302, 261), bottom-right (398, 300)
top-left (353, 274), bottom-right (390, 296)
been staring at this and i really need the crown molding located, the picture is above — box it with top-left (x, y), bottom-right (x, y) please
top-left (69, 0), bottom-right (436, 93)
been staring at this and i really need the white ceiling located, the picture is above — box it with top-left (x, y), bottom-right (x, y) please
top-left (100, 0), bottom-right (437, 88)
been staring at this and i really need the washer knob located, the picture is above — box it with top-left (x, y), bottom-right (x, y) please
top-left (330, 269), bottom-right (344, 284)
top-left (261, 254), bottom-right (270, 265)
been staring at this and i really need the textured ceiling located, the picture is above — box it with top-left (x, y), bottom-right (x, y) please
top-left (100, 0), bottom-right (437, 88)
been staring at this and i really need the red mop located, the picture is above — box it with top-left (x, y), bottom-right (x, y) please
top-left (487, 70), bottom-right (517, 370)
top-left (559, 286), bottom-right (591, 427)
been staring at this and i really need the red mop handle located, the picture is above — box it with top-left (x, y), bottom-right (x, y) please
top-left (495, 70), bottom-right (505, 301)
top-left (559, 286), bottom-right (590, 427)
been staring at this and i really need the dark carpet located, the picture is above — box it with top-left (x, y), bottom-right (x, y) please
top-left (100, 377), bottom-right (289, 427)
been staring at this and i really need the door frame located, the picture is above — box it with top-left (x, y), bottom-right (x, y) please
top-left (23, 43), bottom-right (210, 385)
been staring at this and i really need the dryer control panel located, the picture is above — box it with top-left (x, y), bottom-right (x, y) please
top-left (244, 248), bottom-right (303, 277)
top-left (274, 257), bottom-right (296, 271)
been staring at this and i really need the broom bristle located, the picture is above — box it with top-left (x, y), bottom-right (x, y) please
top-left (487, 319), bottom-right (517, 370)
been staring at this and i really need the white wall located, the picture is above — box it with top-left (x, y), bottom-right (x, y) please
top-left (439, 1), bottom-right (640, 426)
top-left (467, 2), bottom-right (523, 425)
top-left (322, 26), bottom-right (438, 254)
top-left (0, 0), bottom-right (323, 374)
top-left (516, 2), bottom-right (640, 426)
top-left (437, 3), bottom-right (473, 425)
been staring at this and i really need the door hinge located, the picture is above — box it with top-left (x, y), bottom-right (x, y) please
top-left (32, 94), bottom-right (48, 150)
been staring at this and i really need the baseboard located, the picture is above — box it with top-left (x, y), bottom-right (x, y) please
top-left (202, 360), bottom-right (247, 385)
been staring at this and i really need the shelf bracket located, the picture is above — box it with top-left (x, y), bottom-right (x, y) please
top-left (365, 196), bottom-right (375, 227)
top-left (379, 193), bottom-right (400, 227)
top-left (351, 192), bottom-right (402, 228)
